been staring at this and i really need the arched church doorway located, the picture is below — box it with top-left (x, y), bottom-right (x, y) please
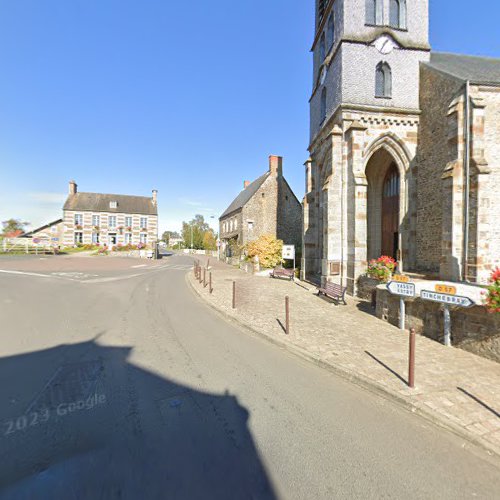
top-left (366, 148), bottom-right (402, 262)
top-left (381, 164), bottom-right (400, 259)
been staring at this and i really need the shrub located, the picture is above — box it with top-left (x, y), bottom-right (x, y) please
top-left (96, 245), bottom-right (109, 256)
top-left (245, 234), bottom-right (283, 269)
top-left (484, 267), bottom-right (500, 314)
top-left (367, 256), bottom-right (397, 282)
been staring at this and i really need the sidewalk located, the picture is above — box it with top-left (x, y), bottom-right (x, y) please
top-left (188, 256), bottom-right (500, 459)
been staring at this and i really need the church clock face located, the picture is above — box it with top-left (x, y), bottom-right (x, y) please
top-left (374, 35), bottom-right (398, 55)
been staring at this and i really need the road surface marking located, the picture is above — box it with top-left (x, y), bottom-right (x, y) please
top-left (131, 264), bottom-right (148, 268)
top-left (0, 269), bottom-right (53, 279)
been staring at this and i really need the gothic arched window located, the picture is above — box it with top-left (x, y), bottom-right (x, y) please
top-left (320, 87), bottom-right (327, 122)
top-left (327, 12), bottom-right (335, 48)
top-left (319, 33), bottom-right (326, 62)
top-left (318, 0), bottom-right (327, 22)
top-left (366, 0), bottom-right (383, 25)
top-left (390, 0), bottom-right (407, 29)
top-left (375, 62), bottom-right (392, 98)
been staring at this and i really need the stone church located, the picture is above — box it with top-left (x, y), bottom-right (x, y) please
top-left (302, 0), bottom-right (500, 295)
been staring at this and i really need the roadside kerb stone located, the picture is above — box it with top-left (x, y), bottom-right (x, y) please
top-left (187, 256), bottom-right (500, 461)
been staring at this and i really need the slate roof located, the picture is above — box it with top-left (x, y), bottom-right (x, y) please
top-left (220, 173), bottom-right (269, 219)
top-left (425, 52), bottom-right (500, 85)
top-left (23, 219), bottom-right (63, 237)
top-left (63, 193), bottom-right (157, 215)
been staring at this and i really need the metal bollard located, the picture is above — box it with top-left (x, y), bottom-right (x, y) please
top-left (285, 296), bottom-right (290, 335)
top-left (203, 268), bottom-right (207, 288)
top-left (209, 272), bottom-right (213, 294)
top-left (232, 281), bottom-right (236, 309)
top-left (408, 327), bottom-right (416, 388)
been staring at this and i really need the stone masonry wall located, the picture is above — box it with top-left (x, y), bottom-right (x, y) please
top-left (277, 178), bottom-right (303, 251)
top-left (416, 66), bottom-right (463, 273)
top-left (241, 175), bottom-right (278, 246)
top-left (376, 288), bottom-right (500, 364)
top-left (63, 211), bottom-right (158, 247)
top-left (480, 87), bottom-right (500, 271)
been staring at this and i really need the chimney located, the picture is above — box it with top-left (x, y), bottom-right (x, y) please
top-left (69, 180), bottom-right (77, 195)
top-left (243, 181), bottom-right (250, 189)
top-left (152, 189), bottom-right (158, 206)
top-left (269, 155), bottom-right (283, 177)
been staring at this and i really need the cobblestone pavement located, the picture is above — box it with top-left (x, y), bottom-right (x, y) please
top-left (189, 256), bottom-right (500, 459)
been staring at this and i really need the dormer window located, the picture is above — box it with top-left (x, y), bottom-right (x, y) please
top-left (110, 201), bottom-right (118, 209)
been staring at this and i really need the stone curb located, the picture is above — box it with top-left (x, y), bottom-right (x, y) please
top-left (186, 271), bottom-right (500, 464)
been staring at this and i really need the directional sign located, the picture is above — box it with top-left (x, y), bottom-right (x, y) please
top-left (435, 284), bottom-right (457, 295)
top-left (387, 281), bottom-right (416, 298)
top-left (393, 274), bottom-right (410, 283)
top-left (421, 290), bottom-right (474, 308)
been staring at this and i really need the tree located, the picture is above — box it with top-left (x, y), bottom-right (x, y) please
top-left (161, 231), bottom-right (180, 245)
top-left (245, 234), bottom-right (283, 269)
top-left (203, 230), bottom-right (217, 251)
top-left (181, 215), bottom-right (212, 250)
top-left (2, 219), bottom-right (29, 237)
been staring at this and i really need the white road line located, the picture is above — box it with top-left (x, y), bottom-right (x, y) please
top-left (131, 264), bottom-right (148, 268)
top-left (82, 273), bottom-right (144, 284)
top-left (0, 269), bottom-right (53, 279)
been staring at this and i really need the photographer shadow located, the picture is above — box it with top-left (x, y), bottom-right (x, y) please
top-left (0, 339), bottom-right (276, 500)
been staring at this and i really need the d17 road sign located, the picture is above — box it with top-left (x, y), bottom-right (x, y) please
top-left (421, 290), bottom-right (475, 308)
top-left (387, 281), bottom-right (416, 298)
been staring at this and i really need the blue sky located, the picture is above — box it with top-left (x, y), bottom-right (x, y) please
top-left (0, 0), bottom-right (499, 234)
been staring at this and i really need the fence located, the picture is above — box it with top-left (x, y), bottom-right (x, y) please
top-left (1, 237), bottom-right (57, 255)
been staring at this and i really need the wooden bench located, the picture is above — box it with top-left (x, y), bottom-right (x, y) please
top-left (270, 267), bottom-right (295, 281)
top-left (317, 282), bottom-right (347, 305)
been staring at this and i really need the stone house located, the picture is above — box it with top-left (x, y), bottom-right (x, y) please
top-left (23, 219), bottom-right (64, 244)
top-left (62, 181), bottom-right (158, 247)
top-left (219, 156), bottom-right (302, 259)
top-left (303, 0), bottom-right (500, 294)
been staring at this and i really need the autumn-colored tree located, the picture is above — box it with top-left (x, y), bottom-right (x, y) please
top-left (245, 234), bottom-right (283, 269)
top-left (203, 230), bottom-right (217, 251)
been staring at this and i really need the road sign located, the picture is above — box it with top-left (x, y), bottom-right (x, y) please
top-left (282, 245), bottom-right (295, 260)
top-left (421, 290), bottom-right (474, 308)
top-left (387, 281), bottom-right (416, 298)
top-left (393, 274), bottom-right (410, 283)
top-left (435, 284), bottom-right (457, 295)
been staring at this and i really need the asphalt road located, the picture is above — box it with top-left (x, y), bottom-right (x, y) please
top-left (0, 254), bottom-right (499, 499)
